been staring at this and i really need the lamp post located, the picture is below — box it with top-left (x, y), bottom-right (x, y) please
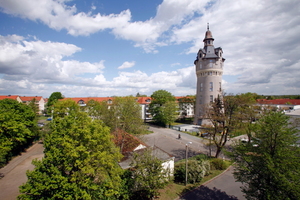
top-left (185, 142), bottom-right (192, 185)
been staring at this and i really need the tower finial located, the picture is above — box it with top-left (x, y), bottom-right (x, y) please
top-left (207, 23), bottom-right (209, 30)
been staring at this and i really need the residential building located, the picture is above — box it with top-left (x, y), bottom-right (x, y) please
top-left (0, 95), bottom-right (22, 103)
top-left (19, 96), bottom-right (45, 114)
top-left (256, 99), bottom-right (300, 111)
top-left (194, 24), bottom-right (225, 125)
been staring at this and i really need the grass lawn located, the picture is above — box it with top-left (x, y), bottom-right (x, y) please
top-left (158, 169), bottom-right (226, 200)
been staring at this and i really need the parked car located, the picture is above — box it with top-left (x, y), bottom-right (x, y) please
top-left (47, 117), bottom-right (52, 121)
top-left (37, 123), bottom-right (45, 127)
top-left (201, 132), bottom-right (210, 137)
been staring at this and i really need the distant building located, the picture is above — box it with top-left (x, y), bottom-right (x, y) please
top-left (256, 99), bottom-right (300, 110)
top-left (0, 95), bottom-right (22, 102)
top-left (194, 24), bottom-right (225, 125)
top-left (19, 96), bottom-right (45, 114)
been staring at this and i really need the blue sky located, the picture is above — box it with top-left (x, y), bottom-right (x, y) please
top-left (0, 0), bottom-right (299, 98)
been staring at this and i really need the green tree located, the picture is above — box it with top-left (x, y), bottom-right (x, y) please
top-left (95, 96), bottom-right (146, 135)
top-left (19, 101), bottom-right (123, 199)
top-left (136, 93), bottom-right (147, 97)
top-left (229, 111), bottom-right (300, 200)
top-left (129, 149), bottom-right (169, 199)
top-left (0, 99), bottom-right (38, 166)
top-left (205, 94), bottom-right (240, 158)
top-left (47, 92), bottom-right (64, 107)
top-left (149, 90), bottom-right (176, 126)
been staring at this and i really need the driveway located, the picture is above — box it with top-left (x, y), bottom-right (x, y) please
top-left (0, 142), bottom-right (44, 200)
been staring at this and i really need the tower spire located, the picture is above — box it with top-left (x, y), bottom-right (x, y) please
top-left (207, 23), bottom-right (209, 30)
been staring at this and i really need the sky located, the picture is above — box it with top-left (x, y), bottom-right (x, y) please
top-left (0, 0), bottom-right (299, 98)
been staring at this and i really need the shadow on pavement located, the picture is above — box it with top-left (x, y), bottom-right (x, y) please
top-left (180, 185), bottom-right (239, 200)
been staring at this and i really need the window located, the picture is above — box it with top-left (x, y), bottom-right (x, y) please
top-left (210, 95), bottom-right (213, 102)
top-left (209, 71), bottom-right (212, 76)
top-left (209, 60), bottom-right (213, 68)
top-left (200, 63), bottom-right (202, 69)
top-left (200, 83), bottom-right (203, 91)
top-left (219, 82), bottom-right (222, 91)
top-left (199, 95), bottom-right (202, 104)
top-left (209, 82), bottom-right (213, 91)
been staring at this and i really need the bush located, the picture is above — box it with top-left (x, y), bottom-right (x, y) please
top-left (210, 158), bottom-right (228, 170)
top-left (174, 159), bottom-right (210, 184)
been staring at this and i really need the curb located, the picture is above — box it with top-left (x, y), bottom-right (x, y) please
top-left (174, 165), bottom-right (233, 200)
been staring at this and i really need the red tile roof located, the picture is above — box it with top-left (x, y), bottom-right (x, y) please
top-left (19, 96), bottom-right (43, 101)
top-left (256, 99), bottom-right (300, 105)
top-left (112, 129), bottom-right (147, 155)
top-left (62, 97), bottom-right (114, 104)
top-left (136, 97), bottom-right (152, 104)
top-left (0, 95), bottom-right (20, 100)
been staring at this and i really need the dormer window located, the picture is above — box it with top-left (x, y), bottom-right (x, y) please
top-left (78, 100), bottom-right (85, 104)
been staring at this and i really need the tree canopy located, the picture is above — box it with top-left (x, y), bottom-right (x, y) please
top-left (149, 90), bottom-right (177, 126)
top-left (87, 96), bottom-right (146, 135)
top-left (47, 92), bottom-right (64, 107)
top-left (0, 99), bottom-right (38, 167)
top-left (229, 111), bottom-right (300, 199)
top-left (19, 101), bottom-right (123, 199)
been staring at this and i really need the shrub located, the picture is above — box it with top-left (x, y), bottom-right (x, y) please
top-left (210, 158), bottom-right (227, 170)
top-left (174, 159), bottom-right (210, 184)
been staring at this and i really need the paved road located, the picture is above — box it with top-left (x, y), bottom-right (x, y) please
top-left (179, 166), bottom-right (245, 200)
top-left (0, 142), bottom-right (44, 200)
top-left (141, 125), bottom-right (245, 200)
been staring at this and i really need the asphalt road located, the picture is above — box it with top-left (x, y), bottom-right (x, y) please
top-left (141, 125), bottom-right (245, 200)
top-left (0, 142), bottom-right (44, 200)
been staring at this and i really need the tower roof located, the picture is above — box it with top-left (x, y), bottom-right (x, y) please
top-left (203, 23), bottom-right (214, 41)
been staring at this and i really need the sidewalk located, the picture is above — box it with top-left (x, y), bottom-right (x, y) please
top-left (0, 142), bottom-right (44, 200)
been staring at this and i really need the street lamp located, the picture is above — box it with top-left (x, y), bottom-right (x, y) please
top-left (185, 142), bottom-right (192, 185)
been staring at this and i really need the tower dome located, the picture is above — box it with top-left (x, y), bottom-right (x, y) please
top-left (203, 23), bottom-right (214, 42)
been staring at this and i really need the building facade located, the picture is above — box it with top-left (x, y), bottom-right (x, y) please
top-left (194, 25), bottom-right (225, 125)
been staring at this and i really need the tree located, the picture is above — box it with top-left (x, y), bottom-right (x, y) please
top-left (47, 92), bottom-right (64, 107)
top-left (129, 148), bottom-right (169, 199)
top-left (19, 101), bottom-right (124, 199)
top-left (0, 99), bottom-right (38, 167)
top-left (205, 94), bottom-right (240, 158)
top-left (136, 93), bottom-right (147, 97)
top-left (149, 90), bottom-right (177, 126)
top-left (229, 111), bottom-right (300, 200)
top-left (89, 96), bottom-right (146, 135)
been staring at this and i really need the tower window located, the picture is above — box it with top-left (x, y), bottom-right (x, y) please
top-left (199, 95), bottom-right (202, 104)
top-left (200, 63), bottom-right (202, 69)
top-left (219, 82), bottom-right (222, 92)
top-left (209, 60), bottom-right (213, 68)
top-left (200, 83), bottom-right (203, 91)
top-left (210, 95), bottom-right (213, 102)
top-left (210, 82), bottom-right (213, 91)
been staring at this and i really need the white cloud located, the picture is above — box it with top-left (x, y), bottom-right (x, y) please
top-left (0, 34), bottom-right (105, 85)
top-left (118, 61), bottom-right (136, 70)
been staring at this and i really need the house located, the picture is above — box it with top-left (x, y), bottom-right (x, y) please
top-left (136, 97), bottom-right (152, 120)
top-left (0, 95), bottom-right (22, 103)
top-left (19, 96), bottom-right (45, 114)
top-left (114, 129), bottom-right (174, 175)
top-left (62, 96), bottom-right (196, 121)
top-left (176, 96), bottom-right (195, 118)
top-left (256, 99), bottom-right (300, 111)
